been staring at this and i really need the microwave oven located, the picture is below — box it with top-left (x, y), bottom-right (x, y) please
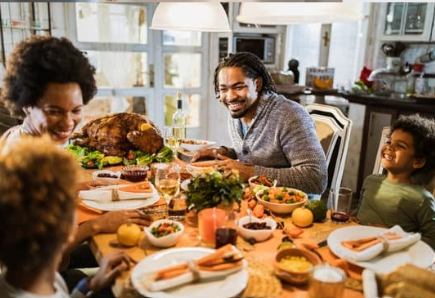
top-left (233, 34), bottom-right (276, 64)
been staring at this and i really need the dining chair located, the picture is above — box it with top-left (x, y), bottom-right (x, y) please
top-left (372, 126), bottom-right (391, 175)
top-left (306, 103), bottom-right (352, 199)
top-left (310, 114), bottom-right (341, 167)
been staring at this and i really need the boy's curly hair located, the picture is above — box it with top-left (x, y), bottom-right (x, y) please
top-left (1, 36), bottom-right (96, 118)
top-left (391, 114), bottom-right (435, 185)
top-left (213, 52), bottom-right (276, 99)
top-left (0, 136), bottom-right (79, 273)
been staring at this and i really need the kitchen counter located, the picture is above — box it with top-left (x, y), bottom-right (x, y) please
top-left (342, 92), bottom-right (435, 113)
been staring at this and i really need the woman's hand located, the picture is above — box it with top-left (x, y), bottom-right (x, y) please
top-left (76, 179), bottom-right (109, 191)
top-left (93, 210), bottom-right (152, 234)
top-left (216, 154), bottom-right (255, 181)
top-left (88, 251), bottom-right (132, 293)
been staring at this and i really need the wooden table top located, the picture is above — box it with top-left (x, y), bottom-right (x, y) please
top-left (87, 212), bottom-right (364, 298)
top-left (80, 164), bottom-right (364, 298)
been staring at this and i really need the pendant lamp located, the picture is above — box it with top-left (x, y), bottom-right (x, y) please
top-left (151, 2), bottom-right (231, 32)
top-left (237, 3), bottom-right (364, 25)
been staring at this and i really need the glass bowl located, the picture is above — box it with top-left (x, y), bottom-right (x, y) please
top-left (121, 165), bottom-right (149, 182)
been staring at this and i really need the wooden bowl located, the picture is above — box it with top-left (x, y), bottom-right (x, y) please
top-left (274, 248), bottom-right (321, 285)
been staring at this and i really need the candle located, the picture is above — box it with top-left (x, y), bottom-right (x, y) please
top-left (198, 208), bottom-right (226, 246)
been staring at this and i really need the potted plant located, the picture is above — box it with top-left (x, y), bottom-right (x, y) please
top-left (186, 170), bottom-right (245, 213)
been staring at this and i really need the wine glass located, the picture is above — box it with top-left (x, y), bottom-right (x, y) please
top-left (154, 164), bottom-right (184, 220)
top-left (164, 127), bottom-right (181, 154)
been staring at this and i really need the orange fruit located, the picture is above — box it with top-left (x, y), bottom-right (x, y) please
top-left (117, 222), bottom-right (142, 247)
top-left (292, 207), bottom-right (314, 228)
top-left (314, 77), bottom-right (333, 89)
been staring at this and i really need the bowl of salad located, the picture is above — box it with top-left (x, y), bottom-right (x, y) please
top-left (248, 175), bottom-right (277, 190)
top-left (144, 219), bottom-right (184, 247)
top-left (180, 139), bottom-right (216, 152)
top-left (256, 187), bottom-right (307, 214)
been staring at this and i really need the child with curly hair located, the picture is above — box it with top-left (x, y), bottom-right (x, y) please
top-left (357, 114), bottom-right (435, 249)
top-left (0, 136), bottom-right (132, 297)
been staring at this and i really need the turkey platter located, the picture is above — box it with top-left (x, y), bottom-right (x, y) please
top-left (70, 112), bottom-right (164, 157)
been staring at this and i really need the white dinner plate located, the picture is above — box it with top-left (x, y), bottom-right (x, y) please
top-left (81, 184), bottom-right (160, 211)
top-left (328, 226), bottom-right (435, 274)
top-left (131, 247), bottom-right (248, 298)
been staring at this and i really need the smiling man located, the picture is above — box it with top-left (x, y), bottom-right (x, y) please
top-left (193, 52), bottom-right (327, 195)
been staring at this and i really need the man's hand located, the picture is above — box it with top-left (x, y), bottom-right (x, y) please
top-left (88, 252), bottom-right (133, 293)
top-left (191, 147), bottom-right (228, 163)
top-left (216, 154), bottom-right (255, 180)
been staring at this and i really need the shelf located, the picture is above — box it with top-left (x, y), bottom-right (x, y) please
top-left (1, 25), bottom-right (50, 31)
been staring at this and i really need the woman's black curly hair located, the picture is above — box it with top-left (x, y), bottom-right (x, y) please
top-left (1, 36), bottom-right (97, 117)
top-left (213, 52), bottom-right (276, 99)
top-left (391, 114), bottom-right (435, 185)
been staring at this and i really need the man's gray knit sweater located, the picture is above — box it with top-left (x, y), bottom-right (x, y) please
top-left (226, 92), bottom-right (327, 194)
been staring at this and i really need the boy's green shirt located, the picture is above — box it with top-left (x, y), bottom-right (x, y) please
top-left (357, 174), bottom-right (435, 250)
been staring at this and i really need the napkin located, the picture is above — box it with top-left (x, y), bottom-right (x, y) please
top-left (117, 182), bottom-right (156, 200)
top-left (144, 244), bottom-right (244, 292)
top-left (79, 189), bottom-right (113, 202)
top-left (337, 225), bottom-right (421, 262)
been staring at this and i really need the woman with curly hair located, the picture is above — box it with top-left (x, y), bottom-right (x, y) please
top-left (1, 35), bottom-right (96, 146)
top-left (0, 136), bottom-right (133, 298)
top-left (0, 36), bottom-right (151, 293)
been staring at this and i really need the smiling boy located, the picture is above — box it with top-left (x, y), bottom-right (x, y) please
top-left (357, 114), bottom-right (435, 249)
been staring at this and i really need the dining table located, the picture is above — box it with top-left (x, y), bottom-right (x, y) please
top-left (77, 164), bottom-right (366, 298)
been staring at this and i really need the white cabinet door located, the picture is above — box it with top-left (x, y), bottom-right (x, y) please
top-left (379, 3), bottom-right (434, 42)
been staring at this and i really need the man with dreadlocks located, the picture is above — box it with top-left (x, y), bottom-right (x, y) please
top-left (192, 52), bottom-right (327, 195)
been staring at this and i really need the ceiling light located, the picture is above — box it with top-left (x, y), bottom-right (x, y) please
top-left (151, 2), bottom-right (231, 32)
top-left (237, 3), bottom-right (364, 25)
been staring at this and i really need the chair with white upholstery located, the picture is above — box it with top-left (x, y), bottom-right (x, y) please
top-left (372, 126), bottom-right (391, 175)
top-left (306, 103), bottom-right (352, 197)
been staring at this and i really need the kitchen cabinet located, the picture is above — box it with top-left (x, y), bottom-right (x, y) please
top-left (0, 3), bottom-right (51, 74)
top-left (379, 3), bottom-right (435, 42)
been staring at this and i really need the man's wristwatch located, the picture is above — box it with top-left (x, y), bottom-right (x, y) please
top-left (76, 277), bottom-right (94, 297)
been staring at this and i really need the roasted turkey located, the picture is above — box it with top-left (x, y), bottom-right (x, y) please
top-left (70, 112), bottom-right (164, 156)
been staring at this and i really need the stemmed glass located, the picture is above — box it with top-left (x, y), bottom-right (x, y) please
top-left (154, 164), bottom-right (184, 220)
top-left (164, 127), bottom-right (181, 155)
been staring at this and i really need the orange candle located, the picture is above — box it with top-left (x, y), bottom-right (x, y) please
top-left (198, 208), bottom-right (226, 245)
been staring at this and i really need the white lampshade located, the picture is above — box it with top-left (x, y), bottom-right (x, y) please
top-left (237, 3), bottom-right (364, 25)
top-left (151, 2), bottom-right (231, 32)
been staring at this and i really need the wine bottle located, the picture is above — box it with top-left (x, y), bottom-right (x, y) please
top-left (172, 90), bottom-right (187, 140)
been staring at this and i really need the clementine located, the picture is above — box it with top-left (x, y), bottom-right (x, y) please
top-left (292, 207), bottom-right (314, 228)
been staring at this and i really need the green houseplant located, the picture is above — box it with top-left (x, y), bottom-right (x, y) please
top-left (186, 170), bottom-right (245, 213)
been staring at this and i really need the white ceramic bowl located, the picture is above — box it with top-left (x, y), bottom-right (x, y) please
top-left (248, 175), bottom-right (278, 190)
top-left (144, 219), bottom-right (184, 248)
top-left (237, 216), bottom-right (277, 242)
top-left (92, 170), bottom-right (121, 185)
top-left (180, 140), bottom-right (216, 152)
top-left (256, 187), bottom-right (307, 214)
